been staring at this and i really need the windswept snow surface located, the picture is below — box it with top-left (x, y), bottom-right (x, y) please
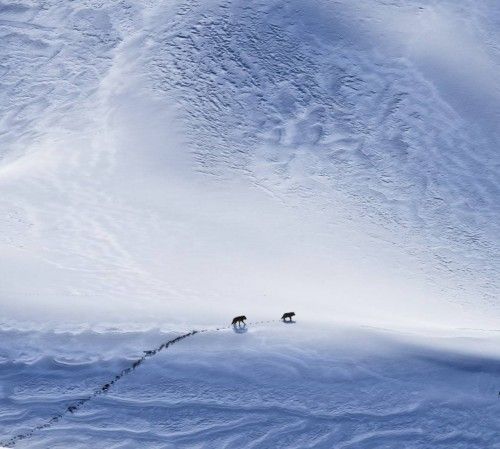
top-left (0, 0), bottom-right (499, 447)
top-left (1, 323), bottom-right (500, 449)
top-left (1, 0), bottom-right (499, 326)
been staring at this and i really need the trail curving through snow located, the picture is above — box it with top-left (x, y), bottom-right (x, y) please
top-left (0, 320), bottom-right (278, 447)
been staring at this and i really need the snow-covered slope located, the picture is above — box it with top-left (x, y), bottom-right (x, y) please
top-left (0, 0), bottom-right (498, 327)
top-left (146, 0), bottom-right (500, 312)
top-left (0, 0), bottom-right (499, 447)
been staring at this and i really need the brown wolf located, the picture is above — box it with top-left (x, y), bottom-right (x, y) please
top-left (281, 312), bottom-right (295, 322)
top-left (232, 315), bottom-right (247, 326)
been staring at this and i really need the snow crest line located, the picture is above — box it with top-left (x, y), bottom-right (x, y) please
top-left (0, 320), bottom-right (278, 447)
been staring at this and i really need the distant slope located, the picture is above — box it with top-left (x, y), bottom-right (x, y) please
top-left (146, 0), bottom-right (500, 306)
top-left (0, 0), bottom-right (498, 326)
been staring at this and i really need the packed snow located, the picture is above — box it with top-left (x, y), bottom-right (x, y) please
top-left (1, 323), bottom-right (500, 448)
top-left (0, 0), bottom-right (499, 447)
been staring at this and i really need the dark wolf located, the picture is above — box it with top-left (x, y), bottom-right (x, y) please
top-left (281, 312), bottom-right (295, 322)
top-left (232, 315), bottom-right (247, 326)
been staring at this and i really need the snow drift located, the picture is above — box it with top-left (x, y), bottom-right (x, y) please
top-left (1, 323), bottom-right (499, 448)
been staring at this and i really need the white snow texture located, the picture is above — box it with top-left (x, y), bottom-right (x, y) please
top-left (0, 0), bottom-right (499, 448)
